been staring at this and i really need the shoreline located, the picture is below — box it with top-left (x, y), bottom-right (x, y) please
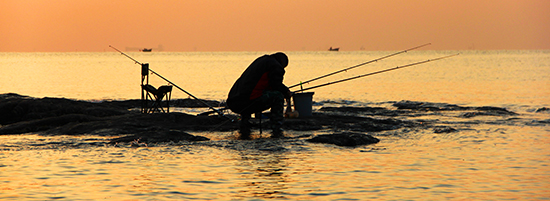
top-left (1, 93), bottom-right (541, 148)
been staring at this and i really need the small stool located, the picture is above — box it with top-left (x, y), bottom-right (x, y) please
top-left (142, 84), bottom-right (172, 113)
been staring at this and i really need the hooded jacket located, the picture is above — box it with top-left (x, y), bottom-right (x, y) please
top-left (227, 54), bottom-right (290, 113)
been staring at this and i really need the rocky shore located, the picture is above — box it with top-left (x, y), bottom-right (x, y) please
top-left (0, 93), bottom-right (522, 147)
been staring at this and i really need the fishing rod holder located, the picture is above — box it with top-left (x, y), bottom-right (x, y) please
top-left (109, 45), bottom-right (234, 119)
top-left (140, 63), bottom-right (173, 113)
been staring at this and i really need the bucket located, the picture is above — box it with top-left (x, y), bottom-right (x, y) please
top-left (293, 92), bottom-right (314, 117)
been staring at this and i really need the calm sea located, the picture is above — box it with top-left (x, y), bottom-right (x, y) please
top-left (1, 50), bottom-right (549, 200)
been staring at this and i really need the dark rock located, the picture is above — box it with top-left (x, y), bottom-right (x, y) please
top-left (0, 94), bottom-right (237, 135)
top-left (433, 126), bottom-right (457, 133)
top-left (0, 114), bottom-right (99, 135)
top-left (319, 106), bottom-right (409, 116)
top-left (475, 106), bottom-right (517, 115)
top-left (460, 108), bottom-right (516, 118)
top-left (320, 106), bottom-right (387, 113)
top-left (262, 112), bottom-right (414, 132)
top-left (533, 119), bottom-right (550, 124)
top-left (97, 98), bottom-right (224, 109)
top-left (460, 112), bottom-right (478, 118)
top-left (2, 93), bottom-right (488, 146)
top-left (282, 119), bottom-right (323, 131)
top-left (0, 93), bottom-right (30, 99)
top-left (109, 129), bottom-right (209, 144)
top-left (41, 112), bottom-right (235, 136)
top-left (171, 98), bottom-right (224, 108)
top-left (393, 101), bottom-right (517, 117)
top-left (306, 132), bottom-right (380, 147)
top-left (357, 118), bottom-right (408, 132)
top-left (393, 100), bottom-right (463, 111)
top-left (96, 99), bottom-right (143, 109)
top-left (536, 107), bottom-right (550, 113)
top-left (0, 95), bottom-right (126, 125)
top-left (316, 114), bottom-right (413, 132)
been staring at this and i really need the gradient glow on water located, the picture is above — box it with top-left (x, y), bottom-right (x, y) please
top-left (1, 50), bottom-right (549, 200)
top-left (1, 125), bottom-right (549, 200)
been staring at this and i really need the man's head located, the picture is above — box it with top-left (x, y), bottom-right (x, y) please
top-left (272, 52), bottom-right (288, 68)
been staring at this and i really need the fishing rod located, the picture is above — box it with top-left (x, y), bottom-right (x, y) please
top-left (109, 45), bottom-right (230, 119)
top-left (288, 43), bottom-right (431, 89)
top-left (292, 53), bottom-right (459, 93)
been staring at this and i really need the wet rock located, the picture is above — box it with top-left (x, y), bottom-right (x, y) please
top-left (393, 101), bottom-right (516, 114)
top-left (171, 98), bottom-right (224, 108)
top-left (320, 106), bottom-right (386, 113)
top-left (460, 112), bottom-right (478, 118)
top-left (475, 106), bottom-right (517, 115)
top-left (97, 98), bottom-right (223, 109)
top-left (109, 130), bottom-right (209, 144)
top-left (282, 118), bottom-right (323, 131)
top-left (318, 100), bottom-right (358, 105)
top-left (42, 112), bottom-right (235, 136)
top-left (306, 132), bottom-right (380, 147)
top-left (433, 126), bottom-right (457, 133)
top-left (393, 101), bottom-right (517, 117)
top-left (319, 106), bottom-right (409, 116)
top-left (0, 93), bottom-right (420, 136)
top-left (0, 93), bottom-right (30, 100)
top-left (536, 107), bottom-right (550, 113)
top-left (259, 146), bottom-right (287, 152)
top-left (1, 93), bottom-right (489, 144)
top-left (0, 94), bottom-right (236, 135)
top-left (316, 114), bottom-right (414, 132)
top-left (356, 118), bottom-right (410, 132)
top-left (393, 100), bottom-right (463, 111)
top-left (0, 95), bottom-right (126, 125)
top-left (0, 114), bottom-right (99, 135)
top-left (527, 119), bottom-right (550, 125)
top-left (259, 112), bottom-right (414, 132)
top-left (460, 108), bottom-right (517, 118)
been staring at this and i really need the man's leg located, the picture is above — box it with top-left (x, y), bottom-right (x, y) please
top-left (259, 91), bottom-right (285, 138)
top-left (239, 113), bottom-right (251, 139)
top-left (237, 91), bottom-right (285, 138)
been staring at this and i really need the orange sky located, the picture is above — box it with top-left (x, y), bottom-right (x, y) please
top-left (1, 0), bottom-right (549, 52)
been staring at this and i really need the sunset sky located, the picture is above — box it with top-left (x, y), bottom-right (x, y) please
top-left (1, 0), bottom-right (549, 52)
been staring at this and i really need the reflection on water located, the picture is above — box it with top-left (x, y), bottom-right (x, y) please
top-left (1, 120), bottom-right (549, 200)
top-left (234, 152), bottom-right (290, 199)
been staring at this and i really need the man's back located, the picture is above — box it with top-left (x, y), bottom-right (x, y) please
top-left (227, 54), bottom-right (288, 113)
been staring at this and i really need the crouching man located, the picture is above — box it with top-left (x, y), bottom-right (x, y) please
top-left (227, 52), bottom-right (292, 139)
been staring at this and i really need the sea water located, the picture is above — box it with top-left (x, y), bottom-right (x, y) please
top-left (0, 50), bottom-right (549, 200)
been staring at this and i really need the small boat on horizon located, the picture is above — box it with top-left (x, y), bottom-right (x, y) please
top-left (329, 47), bottom-right (339, 51)
top-left (141, 48), bottom-right (152, 52)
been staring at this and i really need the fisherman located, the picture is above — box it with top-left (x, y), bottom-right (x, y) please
top-left (227, 52), bottom-right (293, 139)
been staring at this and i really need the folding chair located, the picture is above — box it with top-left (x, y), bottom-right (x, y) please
top-left (141, 63), bottom-right (173, 113)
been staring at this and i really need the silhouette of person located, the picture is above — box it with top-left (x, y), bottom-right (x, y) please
top-left (227, 52), bottom-right (292, 139)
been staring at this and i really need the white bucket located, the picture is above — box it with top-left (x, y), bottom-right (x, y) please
top-left (293, 92), bottom-right (314, 117)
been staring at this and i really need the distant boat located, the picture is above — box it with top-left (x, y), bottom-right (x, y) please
top-left (141, 48), bottom-right (152, 52)
top-left (329, 47), bottom-right (339, 51)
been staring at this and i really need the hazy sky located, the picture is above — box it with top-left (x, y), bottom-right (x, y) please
top-left (1, 0), bottom-right (549, 52)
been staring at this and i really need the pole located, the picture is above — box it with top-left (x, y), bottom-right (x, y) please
top-left (293, 53), bottom-right (459, 93)
top-left (289, 43), bottom-right (431, 89)
top-left (109, 45), bottom-right (230, 119)
top-left (109, 45), bottom-right (142, 64)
